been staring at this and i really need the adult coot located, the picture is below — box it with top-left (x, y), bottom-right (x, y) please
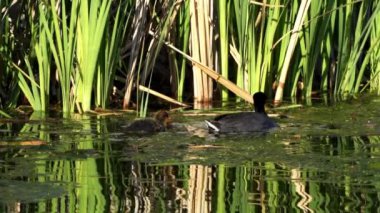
top-left (205, 92), bottom-right (278, 133)
top-left (125, 110), bottom-right (172, 134)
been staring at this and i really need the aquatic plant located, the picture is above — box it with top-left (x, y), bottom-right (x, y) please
top-left (1, 0), bottom-right (380, 113)
top-left (0, 0), bottom-right (27, 109)
top-left (41, 0), bottom-right (78, 113)
top-left (95, 2), bottom-right (131, 109)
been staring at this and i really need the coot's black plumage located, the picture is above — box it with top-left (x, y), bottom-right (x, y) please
top-left (205, 92), bottom-right (278, 133)
top-left (125, 110), bottom-right (172, 134)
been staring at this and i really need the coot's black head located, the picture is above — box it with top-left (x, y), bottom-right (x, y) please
top-left (253, 92), bottom-right (267, 113)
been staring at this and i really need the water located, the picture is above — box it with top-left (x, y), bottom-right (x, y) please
top-left (1, 96), bottom-right (380, 212)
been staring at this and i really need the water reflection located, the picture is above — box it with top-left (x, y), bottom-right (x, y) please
top-left (0, 107), bottom-right (379, 212)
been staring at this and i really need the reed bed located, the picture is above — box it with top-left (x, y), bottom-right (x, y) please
top-left (1, 0), bottom-right (380, 114)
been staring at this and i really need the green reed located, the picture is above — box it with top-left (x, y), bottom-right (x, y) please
top-left (2, 0), bottom-right (380, 112)
top-left (6, 2), bottom-right (51, 112)
top-left (275, 1), bottom-right (298, 97)
top-left (176, 0), bottom-right (190, 102)
top-left (41, 0), bottom-right (78, 113)
top-left (362, 1), bottom-right (380, 94)
top-left (0, 0), bottom-right (25, 109)
top-left (231, 0), bottom-right (250, 93)
top-left (218, 0), bottom-right (230, 100)
top-left (122, 0), bottom-right (150, 110)
top-left (95, 2), bottom-right (131, 109)
top-left (76, 0), bottom-right (112, 112)
top-left (299, 1), bottom-right (335, 97)
top-left (167, 0), bottom-right (380, 103)
top-left (17, 13), bottom-right (51, 111)
top-left (335, 1), bottom-right (380, 94)
top-left (137, 0), bottom-right (177, 117)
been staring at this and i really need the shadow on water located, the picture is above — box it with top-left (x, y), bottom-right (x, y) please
top-left (1, 96), bottom-right (380, 212)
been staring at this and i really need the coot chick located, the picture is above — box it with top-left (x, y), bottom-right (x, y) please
top-left (205, 92), bottom-right (278, 133)
top-left (125, 110), bottom-right (172, 134)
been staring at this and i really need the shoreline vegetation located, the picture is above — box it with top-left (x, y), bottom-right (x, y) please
top-left (1, 0), bottom-right (380, 117)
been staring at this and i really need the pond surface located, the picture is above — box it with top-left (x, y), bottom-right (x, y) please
top-left (1, 95), bottom-right (380, 212)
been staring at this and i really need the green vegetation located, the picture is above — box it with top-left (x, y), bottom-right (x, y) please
top-left (1, 0), bottom-right (380, 115)
top-left (0, 95), bottom-right (380, 211)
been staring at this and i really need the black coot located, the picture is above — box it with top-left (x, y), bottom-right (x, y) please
top-left (205, 92), bottom-right (278, 133)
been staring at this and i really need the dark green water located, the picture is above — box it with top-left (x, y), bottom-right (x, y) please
top-left (1, 96), bottom-right (380, 212)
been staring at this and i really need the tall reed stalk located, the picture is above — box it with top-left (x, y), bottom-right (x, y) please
top-left (229, 1), bottom-right (287, 99)
top-left (272, 1), bottom-right (298, 97)
top-left (95, 2), bottom-right (130, 109)
top-left (174, 0), bottom-right (190, 102)
top-left (0, 0), bottom-right (26, 109)
top-left (253, 1), bottom-right (285, 94)
top-left (332, 1), bottom-right (380, 94)
top-left (76, 0), bottom-right (112, 112)
top-left (334, 0), bottom-right (361, 94)
top-left (299, 1), bottom-right (335, 97)
top-left (122, 0), bottom-right (149, 109)
top-left (320, 1), bottom-right (337, 94)
top-left (190, 0), bottom-right (214, 107)
top-left (41, 0), bottom-right (78, 113)
top-left (369, 1), bottom-right (380, 94)
top-left (231, 0), bottom-right (250, 92)
top-left (218, 0), bottom-right (230, 101)
top-left (14, 3), bottom-right (51, 111)
top-left (275, 0), bottom-right (311, 102)
top-left (138, 0), bottom-right (178, 117)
